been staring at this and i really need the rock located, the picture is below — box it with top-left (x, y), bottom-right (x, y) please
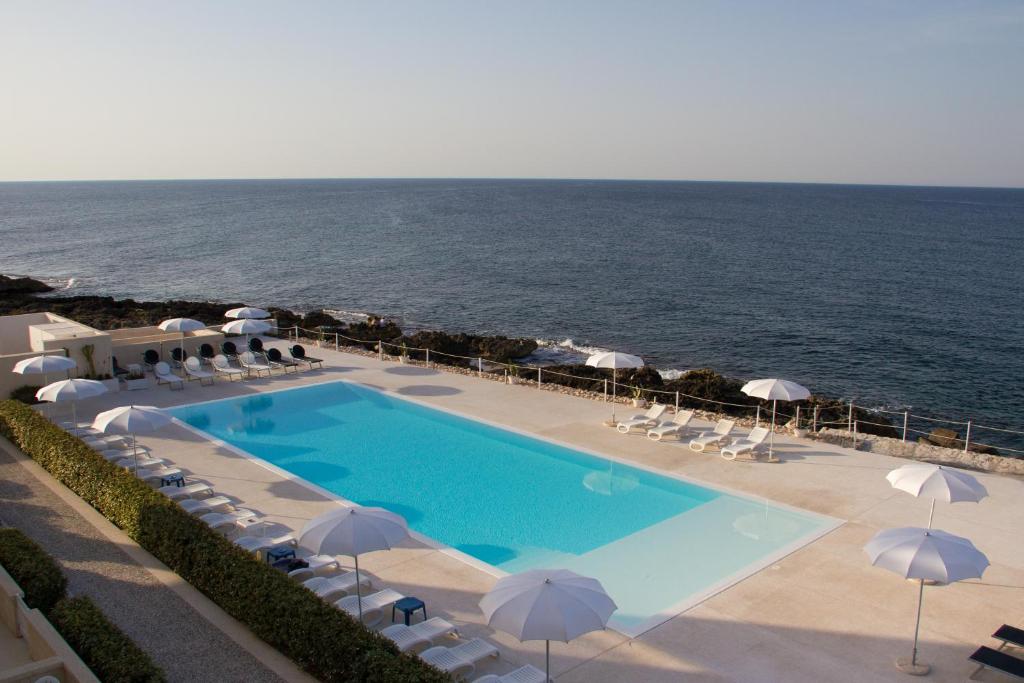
top-left (0, 275), bottom-right (53, 294)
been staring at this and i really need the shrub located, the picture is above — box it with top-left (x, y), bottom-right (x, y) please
top-left (8, 384), bottom-right (42, 404)
top-left (50, 596), bottom-right (166, 683)
top-left (0, 400), bottom-right (450, 682)
top-left (0, 527), bottom-right (66, 613)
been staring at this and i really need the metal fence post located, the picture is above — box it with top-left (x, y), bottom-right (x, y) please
top-left (537, 367), bottom-right (542, 388)
top-left (795, 405), bottom-right (801, 430)
top-left (812, 405), bottom-right (818, 432)
top-left (335, 333), bottom-right (339, 351)
top-left (604, 379), bottom-right (608, 402)
top-left (964, 421), bottom-right (972, 452)
top-left (477, 357), bottom-right (483, 376)
top-left (426, 348), bottom-right (430, 365)
top-left (853, 420), bottom-right (858, 448)
top-left (902, 411), bottom-right (909, 442)
top-left (755, 405), bottom-right (760, 428)
top-left (675, 391), bottom-right (680, 414)
top-left (378, 342), bottom-right (383, 362)
top-left (848, 402), bottom-right (854, 433)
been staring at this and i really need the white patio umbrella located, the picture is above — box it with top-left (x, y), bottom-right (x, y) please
top-left (864, 527), bottom-right (989, 675)
top-left (585, 351), bottom-right (645, 422)
top-left (92, 405), bottom-right (172, 469)
top-left (158, 318), bottom-right (206, 367)
top-left (297, 506), bottom-right (409, 622)
top-left (224, 306), bottom-right (270, 319)
top-left (35, 379), bottom-right (107, 433)
top-left (741, 378), bottom-right (810, 461)
top-left (886, 463), bottom-right (987, 528)
top-left (480, 569), bottom-right (617, 682)
top-left (222, 319), bottom-right (271, 353)
top-left (13, 354), bottom-right (77, 378)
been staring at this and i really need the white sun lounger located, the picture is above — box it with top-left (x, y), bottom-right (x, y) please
top-left (646, 410), bottom-right (695, 441)
top-left (159, 482), bottom-right (213, 500)
top-left (615, 404), bottom-right (667, 433)
top-left (154, 361), bottom-right (184, 390)
top-left (381, 617), bottom-right (459, 654)
top-left (212, 354), bottom-right (245, 381)
top-left (117, 456), bottom-right (165, 470)
top-left (178, 495), bottom-right (234, 515)
top-left (303, 573), bottom-right (372, 602)
top-left (83, 435), bottom-right (131, 449)
top-left (688, 419), bottom-right (736, 452)
top-left (419, 638), bottom-right (500, 679)
top-left (239, 351), bottom-right (273, 378)
top-left (721, 426), bottom-right (772, 460)
top-left (472, 664), bottom-right (547, 683)
top-left (287, 555), bottom-right (342, 581)
top-left (234, 534), bottom-right (296, 554)
top-left (60, 421), bottom-right (100, 436)
top-left (201, 509), bottom-right (260, 532)
top-left (335, 589), bottom-right (404, 627)
top-left (135, 467), bottom-right (182, 484)
top-left (184, 357), bottom-right (215, 385)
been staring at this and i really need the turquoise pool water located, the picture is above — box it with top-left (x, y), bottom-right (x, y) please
top-left (169, 381), bottom-right (837, 634)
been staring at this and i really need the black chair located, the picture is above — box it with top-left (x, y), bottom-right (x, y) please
top-left (170, 347), bottom-right (187, 366)
top-left (249, 337), bottom-right (264, 353)
top-left (199, 343), bottom-right (215, 364)
top-left (994, 625), bottom-right (1024, 650)
top-left (266, 347), bottom-right (300, 373)
top-left (112, 356), bottom-right (130, 378)
top-left (969, 646), bottom-right (1024, 680)
top-left (290, 344), bottom-right (323, 369)
top-left (142, 349), bottom-right (159, 369)
top-left (221, 341), bottom-right (239, 359)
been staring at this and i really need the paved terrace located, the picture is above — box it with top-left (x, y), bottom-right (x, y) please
top-left (48, 343), bottom-right (1024, 682)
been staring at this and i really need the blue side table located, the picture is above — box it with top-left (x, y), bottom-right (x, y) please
top-left (265, 545), bottom-right (296, 564)
top-left (392, 597), bottom-right (426, 625)
top-left (161, 473), bottom-right (185, 487)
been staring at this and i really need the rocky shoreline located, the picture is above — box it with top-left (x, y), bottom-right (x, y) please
top-left (1, 274), bottom-right (1007, 458)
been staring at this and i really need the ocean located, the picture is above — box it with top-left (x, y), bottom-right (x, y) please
top-left (1, 179), bottom-right (1022, 449)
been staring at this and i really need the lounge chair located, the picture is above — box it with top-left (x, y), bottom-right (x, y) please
top-left (419, 638), bottom-right (500, 680)
top-left (646, 410), bottom-right (695, 441)
top-left (154, 362), bottom-right (184, 390)
top-left (234, 534), bottom-right (296, 554)
top-left (616, 404), bottom-right (667, 433)
top-left (249, 337), bottom-right (265, 354)
top-left (335, 589), bottom-right (404, 627)
top-left (117, 456), bottom-right (165, 470)
top-left (993, 624), bottom-right (1024, 650)
top-left (159, 482), bottom-right (212, 500)
top-left (212, 354), bottom-right (245, 381)
top-left (381, 617), bottom-right (459, 654)
top-left (135, 467), bottom-right (182, 484)
top-left (221, 341), bottom-right (240, 360)
top-left (721, 427), bottom-right (771, 461)
top-left (184, 357), bottom-right (215, 385)
top-left (303, 573), bottom-right (372, 602)
top-left (287, 555), bottom-right (341, 581)
top-left (142, 349), bottom-right (160, 370)
top-left (969, 646), bottom-right (1024, 680)
top-left (199, 343), bottom-right (216, 365)
top-left (83, 434), bottom-right (131, 449)
top-left (266, 347), bottom-right (300, 373)
top-left (689, 419), bottom-right (736, 452)
top-left (178, 495), bottom-right (234, 515)
top-left (290, 344), bottom-right (323, 369)
top-left (472, 665), bottom-right (547, 683)
top-left (238, 351), bottom-right (273, 378)
top-left (201, 509), bottom-right (260, 533)
top-left (112, 356), bottom-right (131, 378)
top-left (169, 347), bottom-right (187, 368)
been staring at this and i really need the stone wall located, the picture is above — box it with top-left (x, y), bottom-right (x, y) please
top-left (815, 428), bottom-right (1024, 475)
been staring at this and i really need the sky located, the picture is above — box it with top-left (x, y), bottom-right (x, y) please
top-left (1, 1), bottom-right (1022, 187)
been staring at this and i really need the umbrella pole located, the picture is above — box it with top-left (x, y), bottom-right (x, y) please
top-left (896, 578), bottom-right (930, 675)
top-left (355, 554), bottom-right (363, 622)
top-left (546, 639), bottom-right (550, 683)
top-left (769, 399), bottom-right (777, 460)
top-left (72, 402), bottom-right (78, 432)
top-left (927, 499), bottom-right (935, 529)
top-left (132, 434), bottom-right (138, 470)
top-left (611, 369), bottom-right (617, 422)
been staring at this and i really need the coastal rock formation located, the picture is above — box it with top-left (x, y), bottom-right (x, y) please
top-left (399, 331), bottom-right (537, 364)
top-left (0, 274), bottom-right (53, 294)
top-left (817, 428), bottom-right (1017, 473)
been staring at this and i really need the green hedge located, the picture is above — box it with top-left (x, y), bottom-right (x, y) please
top-left (0, 527), bottom-right (66, 613)
top-left (50, 597), bottom-right (166, 683)
top-left (0, 400), bottom-right (451, 682)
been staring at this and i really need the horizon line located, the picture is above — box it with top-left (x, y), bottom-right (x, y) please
top-left (0, 176), bottom-right (1022, 191)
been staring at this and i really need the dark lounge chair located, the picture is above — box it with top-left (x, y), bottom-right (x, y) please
top-left (290, 344), bottom-right (323, 369)
top-left (112, 356), bottom-right (131, 378)
top-left (249, 337), bottom-right (264, 353)
top-left (994, 625), bottom-right (1024, 650)
top-left (221, 341), bottom-right (239, 360)
top-left (969, 646), bottom-right (1024, 680)
top-left (266, 348), bottom-right (300, 373)
top-left (170, 347), bottom-right (187, 367)
top-left (142, 349), bottom-right (159, 370)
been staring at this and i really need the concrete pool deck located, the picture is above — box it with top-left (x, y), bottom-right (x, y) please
top-left (54, 345), bottom-right (1024, 682)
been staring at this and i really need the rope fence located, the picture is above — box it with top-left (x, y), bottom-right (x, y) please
top-left (278, 325), bottom-right (1024, 454)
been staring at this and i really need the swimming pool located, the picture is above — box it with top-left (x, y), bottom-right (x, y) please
top-left (169, 381), bottom-right (839, 635)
